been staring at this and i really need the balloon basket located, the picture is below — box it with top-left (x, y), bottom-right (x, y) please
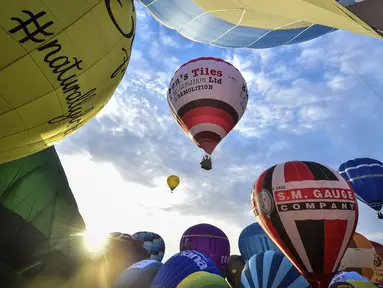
top-left (200, 155), bottom-right (212, 171)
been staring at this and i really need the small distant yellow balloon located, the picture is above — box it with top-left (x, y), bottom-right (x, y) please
top-left (167, 175), bottom-right (180, 192)
top-left (0, 0), bottom-right (136, 163)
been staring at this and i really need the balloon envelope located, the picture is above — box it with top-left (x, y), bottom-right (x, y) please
top-left (0, 146), bottom-right (86, 285)
top-left (340, 232), bottom-right (376, 279)
top-left (150, 250), bottom-right (220, 288)
top-left (226, 255), bottom-right (245, 288)
top-left (132, 231), bottom-right (166, 262)
top-left (0, 0), bottom-right (136, 163)
top-left (338, 158), bottom-right (383, 214)
top-left (115, 259), bottom-right (163, 288)
top-left (167, 175), bottom-right (180, 191)
top-left (251, 161), bottom-right (359, 286)
top-left (241, 251), bottom-right (310, 288)
top-left (238, 222), bottom-right (280, 261)
top-left (371, 241), bottom-right (383, 284)
top-left (167, 57), bottom-right (248, 155)
top-left (180, 223), bottom-right (230, 274)
top-left (176, 271), bottom-right (230, 288)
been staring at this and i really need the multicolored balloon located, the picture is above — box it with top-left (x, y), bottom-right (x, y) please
top-left (339, 158), bottom-right (383, 219)
top-left (132, 232), bottom-right (166, 262)
top-left (180, 223), bottom-right (230, 275)
top-left (371, 241), bottom-right (383, 284)
top-left (241, 251), bottom-right (310, 288)
top-left (167, 57), bottom-right (248, 157)
top-left (226, 255), bottom-right (245, 288)
top-left (176, 271), bottom-right (230, 288)
top-left (339, 232), bottom-right (377, 279)
top-left (251, 161), bottom-right (359, 287)
top-left (238, 222), bottom-right (280, 261)
top-left (167, 175), bottom-right (180, 192)
top-left (149, 250), bottom-right (220, 288)
top-left (115, 259), bottom-right (163, 288)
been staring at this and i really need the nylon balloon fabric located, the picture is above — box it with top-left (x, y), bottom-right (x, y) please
top-left (0, 146), bottom-right (86, 286)
top-left (339, 158), bottom-right (383, 216)
top-left (132, 231), bottom-right (166, 262)
top-left (180, 223), bottom-right (230, 275)
top-left (177, 271), bottom-right (230, 287)
top-left (150, 250), bottom-right (220, 288)
top-left (115, 259), bottom-right (163, 288)
top-left (339, 232), bottom-right (377, 279)
top-left (167, 57), bottom-right (248, 156)
top-left (0, 0), bottom-right (136, 164)
top-left (251, 161), bottom-right (359, 287)
top-left (226, 255), bottom-right (245, 288)
top-left (240, 251), bottom-right (310, 288)
top-left (238, 222), bottom-right (280, 261)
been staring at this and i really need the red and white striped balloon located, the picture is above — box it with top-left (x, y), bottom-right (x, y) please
top-left (167, 57), bottom-right (248, 155)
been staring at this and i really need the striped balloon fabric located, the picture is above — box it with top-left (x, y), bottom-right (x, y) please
top-left (167, 57), bottom-right (248, 156)
top-left (240, 251), bottom-right (310, 288)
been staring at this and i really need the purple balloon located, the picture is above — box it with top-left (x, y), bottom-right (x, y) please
top-left (180, 223), bottom-right (230, 274)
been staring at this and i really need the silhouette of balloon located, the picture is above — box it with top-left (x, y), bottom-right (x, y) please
top-left (114, 259), bottom-right (162, 288)
top-left (226, 255), bottom-right (245, 288)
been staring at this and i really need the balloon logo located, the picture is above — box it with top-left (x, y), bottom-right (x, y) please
top-left (251, 161), bottom-right (359, 287)
top-left (0, 0), bottom-right (136, 163)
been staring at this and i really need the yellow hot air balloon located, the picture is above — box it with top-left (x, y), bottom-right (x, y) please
top-left (167, 175), bottom-right (180, 193)
top-left (0, 0), bottom-right (136, 164)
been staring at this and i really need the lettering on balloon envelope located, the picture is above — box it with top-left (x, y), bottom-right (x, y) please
top-left (7, 0), bottom-right (135, 137)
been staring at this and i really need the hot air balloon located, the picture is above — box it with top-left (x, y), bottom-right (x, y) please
top-left (167, 57), bottom-right (248, 170)
top-left (251, 161), bottom-right (359, 287)
top-left (78, 232), bottom-right (150, 288)
top-left (177, 271), bottom-right (230, 288)
top-left (331, 271), bottom-right (373, 286)
top-left (339, 158), bottom-right (383, 219)
top-left (167, 175), bottom-right (180, 193)
top-left (241, 251), bottom-right (310, 288)
top-left (0, 146), bottom-right (86, 286)
top-left (132, 231), bottom-right (166, 262)
top-left (371, 241), bottom-right (383, 284)
top-left (137, 0), bottom-right (382, 49)
top-left (180, 223), bottom-right (230, 275)
top-left (0, 0), bottom-right (136, 164)
top-left (238, 222), bottom-right (280, 261)
top-left (149, 250), bottom-right (220, 288)
top-left (226, 255), bottom-right (245, 288)
top-left (330, 280), bottom-right (376, 288)
top-left (339, 232), bottom-right (377, 279)
top-left (114, 259), bottom-right (163, 288)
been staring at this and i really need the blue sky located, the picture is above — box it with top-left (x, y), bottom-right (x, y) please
top-left (57, 2), bottom-right (383, 260)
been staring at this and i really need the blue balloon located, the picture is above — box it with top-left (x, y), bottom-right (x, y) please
top-left (138, 0), bottom-right (335, 49)
top-left (132, 231), bottom-right (166, 262)
top-left (149, 250), bottom-right (220, 288)
top-left (339, 158), bottom-right (383, 218)
top-left (240, 251), bottom-right (310, 288)
top-left (115, 259), bottom-right (163, 288)
top-left (238, 222), bottom-right (280, 261)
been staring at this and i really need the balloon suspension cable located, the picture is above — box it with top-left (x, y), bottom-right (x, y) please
top-left (331, 43), bottom-right (383, 101)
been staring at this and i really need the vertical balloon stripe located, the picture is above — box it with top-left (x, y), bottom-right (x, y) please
top-left (266, 252), bottom-right (283, 288)
top-left (255, 253), bottom-right (264, 288)
top-left (324, 220), bottom-right (348, 273)
top-left (284, 161), bottom-right (313, 182)
top-left (262, 166), bottom-right (306, 272)
top-left (303, 161), bottom-right (339, 181)
top-left (296, 220), bottom-right (325, 272)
